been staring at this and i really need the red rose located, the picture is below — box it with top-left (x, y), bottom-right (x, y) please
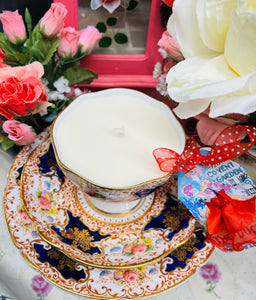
top-left (0, 76), bottom-right (47, 119)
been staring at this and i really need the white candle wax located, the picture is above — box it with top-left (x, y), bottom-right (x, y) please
top-left (53, 89), bottom-right (185, 188)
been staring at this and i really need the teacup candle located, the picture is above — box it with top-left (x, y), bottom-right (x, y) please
top-left (51, 89), bottom-right (185, 213)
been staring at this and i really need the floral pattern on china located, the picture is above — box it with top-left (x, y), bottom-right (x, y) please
top-left (3, 128), bottom-right (214, 298)
top-left (21, 136), bottom-right (196, 268)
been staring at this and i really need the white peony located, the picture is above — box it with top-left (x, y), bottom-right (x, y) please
top-left (166, 0), bottom-right (256, 119)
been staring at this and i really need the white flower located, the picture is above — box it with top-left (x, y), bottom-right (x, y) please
top-left (47, 91), bottom-right (65, 101)
top-left (153, 62), bottom-right (163, 78)
top-left (90, 0), bottom-right (121, 13)
top-left (166, 0), bottom-right (256, 119)
top-left (156, 75), bottom-right (168, 96)
top-left (53, 76), bottom-right (71, 94)
top-left (158, 48), bottom-right (168, 59)
top-left (74, 88), bottom-right (83, 96)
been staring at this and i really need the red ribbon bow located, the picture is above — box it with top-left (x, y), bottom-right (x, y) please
top-left (206, 191), bottom-right (256, 235)
top-left (153, 125), bottom-right (256, 172)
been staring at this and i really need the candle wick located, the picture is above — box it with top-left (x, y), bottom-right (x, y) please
top-left (113, 126), bottom-right (125, 136)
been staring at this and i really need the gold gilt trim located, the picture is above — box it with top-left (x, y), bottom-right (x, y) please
top-left (32, 214), bottom-right (195, 270)
top-left (19, 141), bottom-right (197, 270)
top-left (247, 150), bottom-right (256, 160)
top-left (74, 188), bottom-right (155, 226)
top-left (20, 153), bottom-right (196, 270)
top-left (83, 190), bottom-right (149, 217)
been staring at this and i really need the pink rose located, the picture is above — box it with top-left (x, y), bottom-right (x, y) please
top-left (131, 243), bottom-right (148, 254)
top-left (40, 2), bottom-right (67, 37)
top-left (163, 59), bottom-right (177, 75)
top-left (78, 26), bottom-right (102, 54)
top-left (199, 262), bottom-right (221, 283)
top-left (195, 113), bottom-right (248, 146)
top-left (58, 27), bottom-right (80, 58)
top-left (20, 209), bottom-right (31, 225)
top-left (38, 195), bottom-right (52, 210)
top-left (2, 120), bottom-right (36, 145)
top-left (31, 275), bottom-right (53, 296)
top-left (158, 31), bottom-right (183, 61)
top-left (195, 114), bottom-right (229, 146)
top-left (123, 270), bottom-right (139, 283)
top-left (0, 10), bottom-right (26, 44)
top-left (0, 61), bottom-right (44, 82)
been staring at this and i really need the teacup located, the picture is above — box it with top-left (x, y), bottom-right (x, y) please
top-left (51, 88), bottom-right (185, 214)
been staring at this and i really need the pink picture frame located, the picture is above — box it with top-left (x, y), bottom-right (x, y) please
top-left (54, 0), bottom-right (164, 88)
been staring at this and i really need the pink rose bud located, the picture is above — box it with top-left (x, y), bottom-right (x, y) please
top-left (0, 10), bottom-right (26, 44)
top-left (2, 120), bottom-right (36, 145)
top-left (57, 27), bottom-right (81, 59)
top-left (158, 31), bottom-right (183, 61)
top-left (78, 26), bottom-right (102, 54)
top-left (40, 2), bottom-right (67, 37)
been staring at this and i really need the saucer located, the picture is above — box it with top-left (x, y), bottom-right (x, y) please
top-left (3, 135), bottom-right (214, 298)
top-left (21, 137), bottom-right (196, 269)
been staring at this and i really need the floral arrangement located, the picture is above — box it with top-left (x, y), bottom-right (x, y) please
top-left (155, 0), bottom-right (256, 147)
top-left (153, 0), bottom-right (256, 253)
top-left (0, 2), bottom-right (102, 150)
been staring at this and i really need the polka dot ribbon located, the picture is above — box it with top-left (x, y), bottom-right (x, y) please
top-left (153, 125), bottom-right (256, 172)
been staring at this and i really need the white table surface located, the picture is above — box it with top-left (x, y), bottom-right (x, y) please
top-left (1, 148), bottom-right (256, 300)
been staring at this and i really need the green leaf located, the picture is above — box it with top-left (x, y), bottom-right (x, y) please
top-left (124, 253), bottom-right (133, 257)
top-left (147, 245), bottom-right (153, 251)
top-left (25, 8), bottom-right (32, 26)
top-left (96, 22), bottom-right (107, 33)
top-left (0, 33), bottom-right (16, 55)
top-left (99, 37), bottom-right (112, 48)
top-left (1, 139), bottom-right (15, 151)
top-left (30, 36), bottom-right (60, 65)
top-left (127, 0), bottom-right (139, 10)
top-left (0, 132), bottom-right (6, 143)
top-left (31, 23), bottom-right (41, 44)
top-left (63, 62), bottom-right (98, 85)
top-left (107, 17), bottom-right (117, 26)
top-left (114, 33), bottom-right (128, 44)
top-left (35, 189), bottom-right (41, 197)
top-left (3, 53), bottom-right (31, 66)
top-left (25, 8), bottom-right (33, 47)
